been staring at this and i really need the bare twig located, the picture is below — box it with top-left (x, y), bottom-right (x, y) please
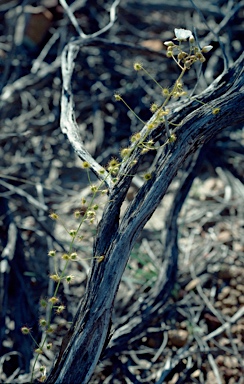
top-left (204, 306), bottom-right (244, 342)
top-left (59, 0), bottom-right (120, 39)
top-left (0, 179), bottom-right (48, 211)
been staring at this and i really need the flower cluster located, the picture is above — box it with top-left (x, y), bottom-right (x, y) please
top-left (164, 28), bottom-right (213, 71)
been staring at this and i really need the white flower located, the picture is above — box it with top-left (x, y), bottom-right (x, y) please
top-left (174, 28), bottom-right (193, 41)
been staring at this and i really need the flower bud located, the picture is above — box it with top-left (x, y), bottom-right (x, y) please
top-left (166, 51), bottom-right (173, 58)
top-left (202, 45), bottom-right (213, 53)
top-left (169, 133), bottom-right (177, 143)
top-left (164, 41), bottom-right (174, 47)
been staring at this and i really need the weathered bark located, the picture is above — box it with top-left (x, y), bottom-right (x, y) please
top-left (46, 42), bottom-right (244, 383)
top-left (104, 147), bottom-right (204, 357)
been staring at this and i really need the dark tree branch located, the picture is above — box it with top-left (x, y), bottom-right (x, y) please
top-left (46, 32), bottom-right (244, 383)
top-left (105, 147), bottom-right (205, 356)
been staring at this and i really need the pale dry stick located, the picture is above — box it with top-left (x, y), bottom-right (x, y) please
top-left (0, 131), bottom-right (32, 140)
top-left (195, 328), bottom-right (222, 384)
top-left (60, 42), bottom-right (113, 191)
top-left (155, 356), bottom-right (175, 384)
top-left (193, 320), bottom-right (223, 384)
top-left (215, 167), bottom-right (233, 202)
top-left (36, 183), bottom-right (46, 218)
top-left (0, 354), bottom-right (21, 383)
top-left (155, 307), bottom-right (244, 383)
top-left (207, 354), bottom-right (222, 384)
top-left (129, 350), bottom-right (151, 369)
top-left (125, 0), bottom-right (222, 16)
top-left (58, 4), bottom-right (127, 191)
top-left (200, 0), bottom-right (244, 61)
top-left (59, 0), bottom-right (84, 37)
top-left (0, 3), bottom-right (23, 94)
top-left (216, 167), bottom-right (244, 198)
top-left (183, 226), bottom-right (198, 267)
top-left (189, 264), bottom-right (226, 325)
top-left (151, 331), bottom-right (168, 363)
top-left (103, 374), bottom-right (114, 384)
top-left (141, 238), bottom-right (161, 268)
top-left (204, 306), bottom-right (244, 342)
top-left (195, 318), bottom-right (223, 384)
top-left (0, 179), bottom-right (48, 211)
top-left (31, 32), bottom-right (60, 74)
top-left (5, 104), bottom-right (42, 127)
top-left (0, 57), bottom-right (61, 103)
top-left (199, 171), bottom-right (243, 360)
top-left (59, 0), bottom-right (120, 39)
top-left (188, 27), bottom-right (205, 97)
top-left (189, 0), bottom-right (229, 70)
top-left (0, 1), bottom-right (162, 107)
top-left (0, 223), bottom-right (17, 276)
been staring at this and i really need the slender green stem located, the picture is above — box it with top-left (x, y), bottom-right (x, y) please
top-left (171, 54), bottom-right (184, 71)
top-left (30, 176), bottom-right (108, 382)
top-left (120, 98), bottom-right (146, 125)
top-left (141, 66), bottom-right (165, 91)
top-left (191, 98), bottom-right (206, 106)
top-left (162, 67), bottom-right (186, 108)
